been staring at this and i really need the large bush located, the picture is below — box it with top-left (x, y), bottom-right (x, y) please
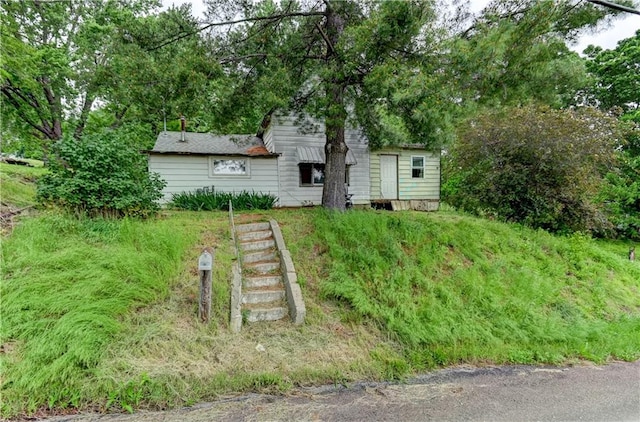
top-left (600, 115), bottom-right (640, 240)
top-left (37, 129), bottom-right (165, 218)
top-left (443, 106), bottom-right (625, 235)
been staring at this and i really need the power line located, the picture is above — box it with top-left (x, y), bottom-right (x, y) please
top-left (587, 0), bottom-right (640, 15)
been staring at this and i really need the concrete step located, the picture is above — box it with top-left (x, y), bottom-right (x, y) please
top-left (242, 289), bottom-right (285, 305)
top-left (246, 307), bottom-right (288, 322)
top-left (241, 239), bottom-right (275, 251)
top-left (245, 261), bottom-right (280, 275)
top-left (242, 250), bottom-right (277, 264)
top-left (244, 275), bottom-right (283, 289)
top-left (238, 230), bottom-right (273, 242)
top-left (236, 222), bottom-right (270, 233)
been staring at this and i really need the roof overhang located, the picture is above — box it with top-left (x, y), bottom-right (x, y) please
top-left (296, 146), bottom-right (357, 165)
top-left (144, 150), bottom-right (279, 158)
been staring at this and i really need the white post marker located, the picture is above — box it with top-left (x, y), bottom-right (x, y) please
top-left (198, 248), bottom-right (214, 322)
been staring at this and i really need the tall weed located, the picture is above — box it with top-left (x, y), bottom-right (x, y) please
top-left (0, 213), bottom-right (195, 415)
top-left (315, 210), bottom-right (640, 367)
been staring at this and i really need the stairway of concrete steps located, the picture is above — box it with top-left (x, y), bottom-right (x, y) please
top-left (236, 222), bottom-right (288, 322)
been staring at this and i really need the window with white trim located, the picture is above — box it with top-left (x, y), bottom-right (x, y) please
top-left (411, 156), bottom-right (425, 178)
top-left (210, 158), bottom-right (249, 177)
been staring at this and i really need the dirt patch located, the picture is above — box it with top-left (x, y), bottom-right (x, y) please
top-left (0, 203), bottom-right (34, 236)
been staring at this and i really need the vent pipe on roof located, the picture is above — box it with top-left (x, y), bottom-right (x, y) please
top-left (180, 115), bottom-right (186, 142)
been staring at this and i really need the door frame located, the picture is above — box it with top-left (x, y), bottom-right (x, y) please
top-left (379, 154), bottom-right (398, 200)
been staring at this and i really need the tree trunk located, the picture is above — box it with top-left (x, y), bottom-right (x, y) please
top-left (40, 76), bottom-right (63, 140)
top-left (321, 2), bottom-right (348, 211)
top-left (74, 91), bottom-right (96, 140)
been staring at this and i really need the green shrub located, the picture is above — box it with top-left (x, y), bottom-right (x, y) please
top-left (600, 125), bottom-right (640, 240)
top-left (171, 186), bottom-right (277, 211)
top-left (36, 130), bottom-right (165, 218)
top-left (445, 106), bottom-right (624, 236)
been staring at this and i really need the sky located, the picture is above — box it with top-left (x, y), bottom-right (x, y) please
top-left (161, 0), bottom-right (640, 52)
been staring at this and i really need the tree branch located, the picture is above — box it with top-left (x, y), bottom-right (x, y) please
top-left (1, 87), bottom-right (51, 138)
top-left (314, 21), bottom-right (335, 55)
top-left (148, 11), bottom-right (327, 51)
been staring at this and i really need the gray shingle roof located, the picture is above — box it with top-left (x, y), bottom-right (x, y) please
top-left (149, 132), bottom-right (277, 156)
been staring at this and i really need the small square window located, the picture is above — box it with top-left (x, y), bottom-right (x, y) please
top-left (412, 156), bottom-right (425, 178)
top-left (300, 163), bottom-right (325, 186)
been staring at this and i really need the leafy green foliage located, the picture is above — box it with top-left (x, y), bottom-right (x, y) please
top-left (443, 105), bottom-right (624, 235)
top-left (600, 119), bottom-right (640, 240)
top-left (171, 186), bottom-right (277, 211)
top-left (585, 30), bottom-right (640, 115)
top-left (447, 0), bottom-right (613, 111)
top-left (582, 31), bottom-right (640, 240)
top-left (0, 0), bottom-right (159, 143)
top-left (36, 129), bottom-right (165, 218)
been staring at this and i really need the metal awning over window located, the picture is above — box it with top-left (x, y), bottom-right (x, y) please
top-left (296, 146), bottom-right (357, 165)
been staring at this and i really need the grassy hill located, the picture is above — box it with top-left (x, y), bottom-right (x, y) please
top-left (0, 161), bottom-right (47, 207)
top-left (1, 177), bottom-right (639, 417)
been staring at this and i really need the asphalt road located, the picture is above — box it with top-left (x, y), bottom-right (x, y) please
top-left (42, 360), bottom-right (640, 422)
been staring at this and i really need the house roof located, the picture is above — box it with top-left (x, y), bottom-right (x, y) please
top-left (296, 146), bottom-right (358, 165)
top-left (148, 132), bottom-right (278, 157)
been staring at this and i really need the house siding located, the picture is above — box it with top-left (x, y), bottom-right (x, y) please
top-left (370, 149), bottom-right (440, 200)
top-left (263, 124), bottom-right (275, 153)
top-left (270, 115), bottom-right (370, 207)
top-left (149, 154), bottom-right (279, 204)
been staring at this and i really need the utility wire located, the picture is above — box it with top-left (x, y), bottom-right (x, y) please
top-left (587, 0), bottom-right (640, 15)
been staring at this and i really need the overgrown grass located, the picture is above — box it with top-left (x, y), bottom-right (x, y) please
top-left (0, 213), bottom-right (197, 415)
top-left (315, 210), bottom-right (640, 368)
top-left (0, 162), bottom-right (47, 207)
top-left (171, 187), bottom-right (277, 211)
top-left (1, 207), bottom-right (639, 418)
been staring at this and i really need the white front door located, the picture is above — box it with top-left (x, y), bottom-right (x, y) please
top-left (380, 155), bottom-right (398, 199)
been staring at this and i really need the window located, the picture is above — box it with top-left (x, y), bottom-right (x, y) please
top-left (211, 158), bottom-right (248, 176)
top-left (299, 164), bottom-right (350, 186)
top-left (412, 156), bottom-right (425, 178)
top-left (300, 163), bottom-right (325, 186)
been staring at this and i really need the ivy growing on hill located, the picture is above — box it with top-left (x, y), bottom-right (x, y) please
top-left (37, 129), bottom-right (165, 218)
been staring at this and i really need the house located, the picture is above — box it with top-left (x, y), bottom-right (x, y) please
top-left (147, 115), bottom-right (440, 210)
top-left (369, 147), bottom-right (440, 211)
top-left (147, 132), bottom-right (279, 204)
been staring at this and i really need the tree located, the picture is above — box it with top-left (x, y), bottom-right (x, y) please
top-left (583, 31), bottom-right (640, 239)
top-left (584, 29), bottom-right (639, 115)
top-left (447, 0), bottom-right (626, 110)
top-left (197, 0), bottom-right (626, 210)
top-left (0, 0), bottom-right (157, 144)
top-left (98, 4), bottom-right (224, 136)
top-left (1, 1), bottom-right (221, 155)
top-left (443, 105), bottom-right (624, 235)
top-left (199, 0), bottom-right (442, 210)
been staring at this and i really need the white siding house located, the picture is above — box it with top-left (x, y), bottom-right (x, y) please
top-left (370, 148), bottom-right (440, 210)
top-left (148, 132), bottom-right (279, 204)
top-left (148, 115), bottom-right (440, 210)
top-left (266, 115), bottom-right (370, 207)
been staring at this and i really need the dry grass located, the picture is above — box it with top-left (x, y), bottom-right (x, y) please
top-left (97, 209), bottom-right (398, 401)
